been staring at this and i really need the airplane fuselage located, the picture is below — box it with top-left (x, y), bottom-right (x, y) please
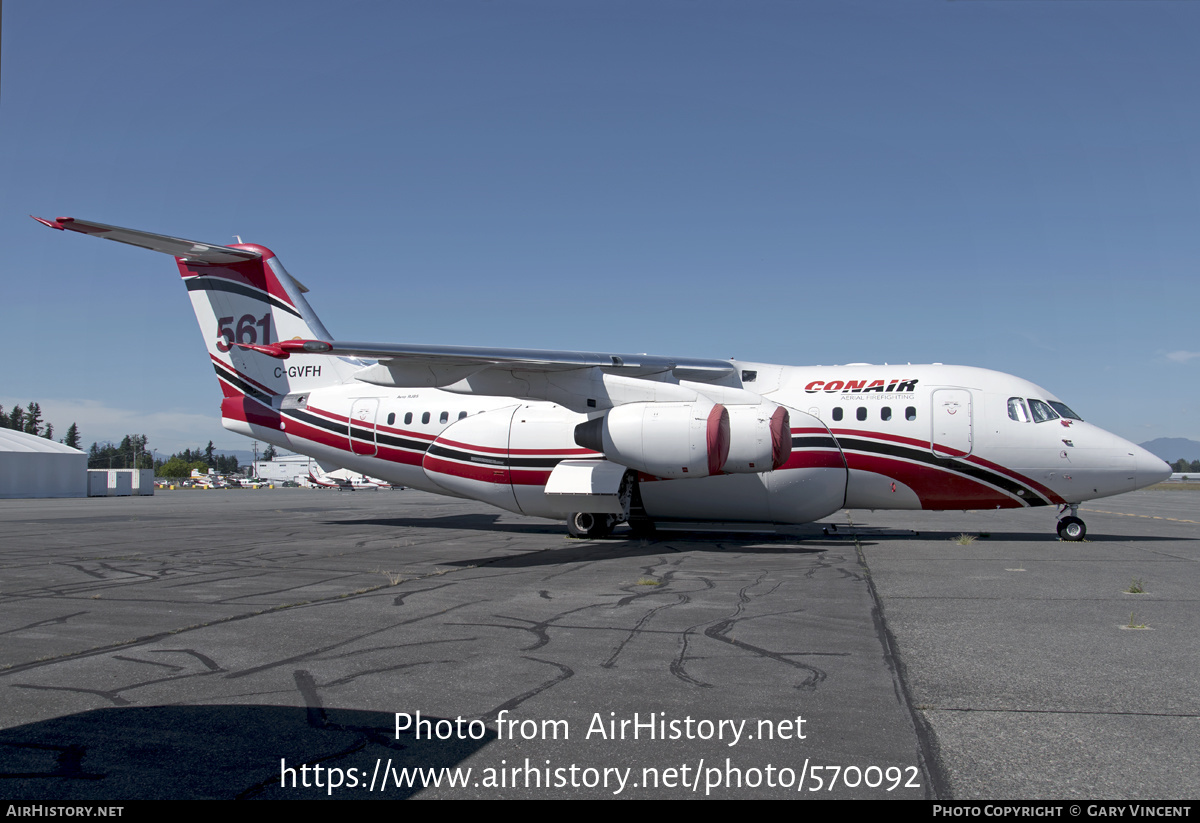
top-left (218, 361), bottom-right (1164, 527)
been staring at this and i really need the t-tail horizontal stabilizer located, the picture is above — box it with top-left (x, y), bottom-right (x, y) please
top-left (31, 216), bottom-right (261, 265)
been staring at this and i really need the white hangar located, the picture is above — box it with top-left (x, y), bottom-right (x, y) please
top-left (0, 429), bottom-right (87, 498)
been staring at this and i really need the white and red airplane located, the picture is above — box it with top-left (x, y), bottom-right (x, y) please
top-left (37, 216), bottom-right (1171, 540)
top-left (305, 467), bottom-right (389, 491)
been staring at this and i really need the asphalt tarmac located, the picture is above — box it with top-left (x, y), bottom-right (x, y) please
top-left (0, 487), bottom-right (1195, 800)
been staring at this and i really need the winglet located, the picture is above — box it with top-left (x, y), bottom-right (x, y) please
top-left (31, 215), bottom-right (66, 230)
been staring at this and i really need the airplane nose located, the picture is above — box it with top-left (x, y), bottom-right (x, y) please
top-left (1129, 443), bottom-right (1172, 491)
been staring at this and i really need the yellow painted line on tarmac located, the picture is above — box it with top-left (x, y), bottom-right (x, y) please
top-left (1081, 508), bottom-right (1199, 525)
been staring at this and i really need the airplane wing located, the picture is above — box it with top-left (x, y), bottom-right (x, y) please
top-left (259, 339), bottom-right (736, 382)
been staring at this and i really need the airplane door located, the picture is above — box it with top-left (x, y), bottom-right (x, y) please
top-left (931, 389), bottom-right (972, 458)
top-left (349, 399), bottom-right (379, 456)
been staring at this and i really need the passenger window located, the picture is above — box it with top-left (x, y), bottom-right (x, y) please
top-left (832, 407), bottom-right (843, 422)
top-left (387, 412), bottom-right (395, 426)
top-left (1008, 397), bottom-right (1030, 423)
top-left (458, 411), bottom-right (468, 420)
top-left (440, 411), bottom-right (449, 424)
top-left (1028, 399), bottom-right (1060, 423)
top-left (881, 407), bottom-right (892, 422)
top-left (421, 412), bottom-right (430, 425)
top-left (404, 412), bottom-right (412, 425)
top-left (856, 407), bottom-right (867, 421)
top-left (905, 406), bottom-right (916, 421)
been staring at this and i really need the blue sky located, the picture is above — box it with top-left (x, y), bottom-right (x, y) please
top-left (3, 1), bottom-right (1198, 453)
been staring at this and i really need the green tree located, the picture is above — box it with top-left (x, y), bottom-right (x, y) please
top-left (263, 443), bottom-right (277, 461)
top-left (159, 457), bottom-right (193, 479)
top-left (204, 440), bottom-right (216, 466)
top-left (24, 402), bottom-right (43, 436)
top-left (9, 405), bottom-right (25, 432)
top-left (43, 423), bottom-right (54, 440)
top-left (63, 423), bottom-right (81, 450)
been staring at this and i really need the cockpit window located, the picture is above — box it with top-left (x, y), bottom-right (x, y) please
top-left (1048, 401), bottom-right (1082, 421)
top-left (1007, 397), bottom-right (1030, 423)
top-left (1028, 399), bottom-right (1060, 423)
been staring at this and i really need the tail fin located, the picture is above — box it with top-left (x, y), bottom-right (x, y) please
top-left (34, 216), bottom-right (357, 426)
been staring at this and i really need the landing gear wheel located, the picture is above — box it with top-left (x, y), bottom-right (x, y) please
top-left (1057, 516), bottom-right (1086, 542)
top-left (567, 512), bottom-right (615, 539)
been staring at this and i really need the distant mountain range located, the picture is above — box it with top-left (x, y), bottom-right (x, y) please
top-left (1139, 438), bottom-right (1200, 462)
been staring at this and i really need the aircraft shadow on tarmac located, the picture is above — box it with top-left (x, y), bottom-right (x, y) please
top-left (325, 513), bottom-right (564, 535)
top-left (0, 705), bottom-right (492, 800)
top-left (842, 527), bottom-right (1191, 544)
top-left (442, 537), bottom-right (834, 569)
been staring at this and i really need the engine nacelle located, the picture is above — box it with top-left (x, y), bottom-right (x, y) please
top-left (722, 403), bottom-right (791, 474)
top-left (574, 401), bottom-right (729, 480)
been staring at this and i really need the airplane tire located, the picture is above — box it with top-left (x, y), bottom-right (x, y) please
top-left (568, 512), bottom-right (614, 539)
top-left (1057, 516), bottom-right (1086, 541)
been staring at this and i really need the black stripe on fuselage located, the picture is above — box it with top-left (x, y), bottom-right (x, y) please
top-left (291, 409), bottom-right (434, 454)
top-left (186, 276), bottom-right (303, 318)
top-left (287, 407), bottom-right (349, 437)
top-left (426, 443), bottom-right (562, 469)
top-left (833, 434), bottom-right (1049, 507)
top-left (213, 363), bottom-right (273, 405)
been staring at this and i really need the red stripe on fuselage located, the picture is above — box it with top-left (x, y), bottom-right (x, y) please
top-left (221, 394), bottom-right (282, 431)
top-left (422, 455), bottom-right (551, 486)
top-left (963, 453), bottom-right (1065, 505)
top-left (823, 426), bottom-right (1062, 505)
top-left (846, 452), bottom-right (1024, 509)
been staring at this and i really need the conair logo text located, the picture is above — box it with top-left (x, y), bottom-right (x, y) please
top-left (805, 379), bottom-right (919, 394)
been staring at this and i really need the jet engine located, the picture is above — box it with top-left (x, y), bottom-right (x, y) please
top-left (722, 403), bottom-right (791, 473)
top-left (573, 401), bottom-right (730, 479)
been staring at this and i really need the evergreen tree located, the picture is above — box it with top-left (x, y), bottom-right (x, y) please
top-left (9, 405), bottom-right (24, 432)
top-left (43, 423), bottom-right (54, 440)
top-left (0, 405), bottom-right (6, 428)
top-left (204, 440), bottom-right (216, 466)
top-left (263, 443), bottom-right (277, 461)
top-left (24, 402), bottom-right (43, 436)
top-left (63, 423), bottom-right (81, 450)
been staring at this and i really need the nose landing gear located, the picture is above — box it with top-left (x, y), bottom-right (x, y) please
top-left (1056, 504), bottom-right (1087, 541)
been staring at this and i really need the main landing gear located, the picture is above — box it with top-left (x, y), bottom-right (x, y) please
top-left (567, 470), bottom-right (643, 539)
top-left (1056, 504), bottom-right (1087, 541)
top-left (567, 512), bottom-right (617, 539)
